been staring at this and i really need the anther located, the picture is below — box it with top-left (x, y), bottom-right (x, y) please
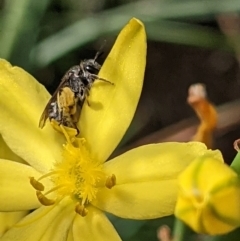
top-left (36, 191), bottom-right (55, 206)
top-left (105, 174), bottom-right (116, 189)
top-left (29, 177), bottom-right (44, 191)
top-left (75, 202), bottom-right (88, 217)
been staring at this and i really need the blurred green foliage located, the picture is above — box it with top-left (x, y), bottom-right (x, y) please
top-left (1, 0), bottom-right (240, 71)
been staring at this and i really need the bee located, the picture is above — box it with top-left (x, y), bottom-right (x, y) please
top-left (39, 52), bottom-right (112, 134)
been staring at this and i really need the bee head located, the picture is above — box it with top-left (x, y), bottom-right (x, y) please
top-left (82, 59), bottom-right (101, 75)
top-left (82, 42), bottom-right (106, 74)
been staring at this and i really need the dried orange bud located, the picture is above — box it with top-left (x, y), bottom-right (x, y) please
top-left (187, 83), bottom-right (217, 148)
top-left (175, 153), bottom-right (240, 235)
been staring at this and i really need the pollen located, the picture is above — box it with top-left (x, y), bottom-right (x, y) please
top-left (54, 138), bottom-right (105, 204)
top-left (30, 137), bottom-right (115, 216)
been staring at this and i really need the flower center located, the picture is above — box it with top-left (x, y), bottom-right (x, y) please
top-left (30, 137), bottom-right (116, 216)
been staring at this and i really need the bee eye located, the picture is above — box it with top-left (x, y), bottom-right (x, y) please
top-left (86, 65), bottom-right (99, 74)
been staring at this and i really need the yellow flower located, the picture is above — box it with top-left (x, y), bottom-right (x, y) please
top-left (175, 153), bottom-right (240, 235)
top-left (0, 135), bottom-right (29, 237)
top-left (0, 18), bottom-right (211, 240)
top-left (0, 211), bottom-right (28, 237)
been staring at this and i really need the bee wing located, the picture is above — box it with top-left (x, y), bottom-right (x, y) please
top-left (38, 95), bottom-right (57, 128)
top-left (39, 108), bottom-right (48, 128)
top-left (38, 73), bottom-right (71, 128)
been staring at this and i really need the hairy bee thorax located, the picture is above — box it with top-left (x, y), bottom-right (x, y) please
top-left (30, 138), bottom-right (116, 216)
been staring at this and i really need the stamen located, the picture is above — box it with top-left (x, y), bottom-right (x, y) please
top-left (29, 177), bottom-right (44, 191)
top-left (30, 135), bottom-right (106, 217)
top-left (105, 174), bottom-right (116, 189)
top-left (75, 202), bottom-right (88, 217)
top-left (36, 191), bottom-right (55, 206)
top-left (60, 124), bottom-right (76, 143)
top-left (37, 170), bottom-right (63, 181)
top-left (43, 184), bottom-right (67, 196)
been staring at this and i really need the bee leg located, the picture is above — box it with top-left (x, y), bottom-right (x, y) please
top-left (84, 89), bottom-right (91, 106)
top-left (73, 123), bottom-right (80, 136)
top-left (91, 74), bottom-right (114, 85)
top-left (59, 111), bottom-right (64, 126)
top-left (86, 97), bottom-right (91, 106)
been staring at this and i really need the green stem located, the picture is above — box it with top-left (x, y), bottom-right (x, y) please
top-left (172, 218), bottom-right (189, 241)
top-left (230, 152), bottom-right (240, 175)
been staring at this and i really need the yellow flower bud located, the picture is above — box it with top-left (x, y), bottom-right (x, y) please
top-left (175, 153), bottom-right (240, 235)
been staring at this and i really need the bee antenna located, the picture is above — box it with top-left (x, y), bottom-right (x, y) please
top-left (94, 40), bottom-right (106, 62)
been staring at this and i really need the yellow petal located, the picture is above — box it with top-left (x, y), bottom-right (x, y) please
top-left (0, 134), bottom-right (26, 164)
top-left (93, 142), bottom-right (212, 219)
top-left (80, 18), bottom-right (146, 162)
top-left (0, 211), bottom-right (29, 237)
top-left (175, 155), bottom-right (240, 235)
top-left (0, 198), bottom-right (75, 241)
top-left (0, 160), bottom-right (42, 211)
top-left (67, 229), bottom-right (74, 241)
top-left (0, 59), bottom-right (64, 172)
top-left (1, 200), bottom-right (121, 241)
top-left (72, 206), bottom-right (121, 241)
top-left (95, 180), bottom-right (178, 219)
